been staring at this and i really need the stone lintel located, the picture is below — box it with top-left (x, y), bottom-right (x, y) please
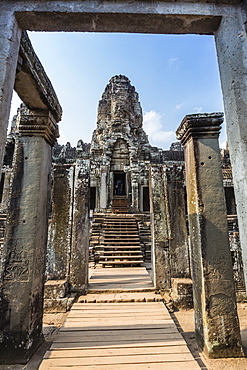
top-left (15, 31), bottom-right (62, 122)
top-left (176, 112), bottom-right (224, 145)
top-left (18, 109), bottom-right (59, 147)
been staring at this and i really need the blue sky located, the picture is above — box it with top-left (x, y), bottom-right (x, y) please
top-left (10, 32), bottom-right (225, 149)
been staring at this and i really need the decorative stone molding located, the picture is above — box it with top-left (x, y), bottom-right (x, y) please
top-left (176, 112), bottom-right (224, 145)
top-left (17, 107), bottom-right (59, 147)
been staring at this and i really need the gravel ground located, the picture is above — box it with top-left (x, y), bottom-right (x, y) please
top-left (174, 303), bottom-right (247, 370)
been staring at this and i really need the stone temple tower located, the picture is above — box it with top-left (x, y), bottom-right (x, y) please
top-left (90, 75), bottom-right (152, 212)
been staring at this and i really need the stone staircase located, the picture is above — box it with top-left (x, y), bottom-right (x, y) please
top-left (136, 215), bottom-right (152, 262)
top-left (111, 196), bottom-right (129, 213)
top-left (90, 213), bottom-right (144, 267)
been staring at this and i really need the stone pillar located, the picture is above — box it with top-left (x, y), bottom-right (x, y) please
top-left (0, 11), bottom-right (21, 174)
top-left (0, 169), bottom-right (13, 211)
top-left (69, 159), bottom-right (90, 294)
top-left (176, 113), bottom-right (243, 358)
top-left (163, 164), bottom-right (190, 279)
top-left (100, 171), bottom-right (107, 209)
top-left (46, 164), bottom-right (75, 281)
top-left (0, 108), bottom-right (59, 364)
top-left (215, 7), bottom-right (247, 289)
top-left (131, 174), bottom-right (139, 211)
top-left (149, 166), bottom-right (170, 290)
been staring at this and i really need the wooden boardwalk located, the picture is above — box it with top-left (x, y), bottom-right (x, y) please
top-left (88, 267), bottom-right (154, 292)
top-left (39, 268), bottom-right (201, 369)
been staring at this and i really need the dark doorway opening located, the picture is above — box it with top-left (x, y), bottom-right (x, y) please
top-left (0, 173), bottom-right (5, 203)
top-left (143, 186), bottom-right (150, 212)
top-left (90, 187), bottom-right (96, 209)
top-left (114, 172), bottom-right (126, 196)
top-left (225, 187), bottom-right (237, 215)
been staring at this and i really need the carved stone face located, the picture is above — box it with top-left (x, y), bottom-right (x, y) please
top-left (112, 102), bottom-right (128, 119)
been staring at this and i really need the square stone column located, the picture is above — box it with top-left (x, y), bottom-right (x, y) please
top-left (163, 164), bottom-right (190, 279)
top-left (176, 113), bottom-right (243, 358)
top-left (69, 159), bottom-right (90, 293)
top-left (0, 107), bottom-right (59, 364)
top-left (215, 7), bottom-right (247, 290)
top-left (100, 171), bottom-right (107, 209)
top-left (0, 11), bottom-right (21, 174)
top-left (149, 165), bottom-right (170, 290)
top-left (46, 164), bottom-right (75, 281)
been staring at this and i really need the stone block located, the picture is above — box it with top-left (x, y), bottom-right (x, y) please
top-left (170, 278), bottom-right (193, 309)
top-left (43, 293), bottom-right (76, 313)
top-left (44, 279), bottom-right (69, 299)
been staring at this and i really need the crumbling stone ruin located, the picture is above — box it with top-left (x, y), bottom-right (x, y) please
top-left (0, 75), bottom-right (244, 302)
top-left (0, 66), bottom-right (244, 360)
top-left (1, 0), bottom-right (247, 359)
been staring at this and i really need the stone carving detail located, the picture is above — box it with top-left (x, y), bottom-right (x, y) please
top-left (4, 250), bottom-right (29, 281)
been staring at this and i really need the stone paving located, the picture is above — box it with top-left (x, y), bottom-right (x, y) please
top-left (39, 268), bottom-right (201, 369)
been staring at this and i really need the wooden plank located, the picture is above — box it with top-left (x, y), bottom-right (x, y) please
top-left (67, 312), bottom-right (170, 317)
top-left (60, 324), bottom-right (175, 331)
top-left (44, 345), bottom-right (191, 358)
top-left (39, 362), bottom-right (200, 370)
top-left (55, 333), bottom-right (181, 342)
top-left (39, 353), bottom-right (197, 366)
top-left (50, 340), bottom-right (186, 350)
top-left (57, 329), bottom-right (179, 336)
top-left (62, 321), bottom-right (174, 328)
top-left (39, 364), bottom-right (200, 370)
top-left (65, 315), bottom-right (172, 321)
top-left (69, 306), bottom-right (168, 311)
top-left (67, 306), bottom-right (168, 312)
top-left (59, 327), bottom-right (177, 335)
top-left (64, 317), bottom-right (171, 322)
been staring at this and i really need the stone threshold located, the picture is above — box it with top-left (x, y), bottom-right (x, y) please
top-left (78, 291), bottom-right (163, 303)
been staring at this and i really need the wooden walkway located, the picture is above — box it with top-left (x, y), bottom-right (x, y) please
top-left (88, 267), bottom-right (154, 292)
top-left (39, 268), bottom-right (201, 369)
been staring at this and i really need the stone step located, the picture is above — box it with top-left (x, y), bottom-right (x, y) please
top-left (90, 212), bottom-right (143, 267)
top-left (100, 254), bottom-right (143, 259)
top-left (101, 250), bottom-right (142, 254)
top-left (102, 246), bottom-right (142, 249)
top-left (104, 239), bottom-right (140, 242)
top-left (104, 236), bottom-right (140, 240)
top-left (106, 222), bottom-right (136, 225)
top-left (101, 260), bottom-right (143, 265)
top-left (103, 242), bottom-right (141, 246)
top-left (105, 225), bottom-right (137, 228)
top-left (104, 230), bottom-right (138, 233)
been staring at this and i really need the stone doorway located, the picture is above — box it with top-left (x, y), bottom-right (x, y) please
top-left (114, 171), bottom-right (126, 196)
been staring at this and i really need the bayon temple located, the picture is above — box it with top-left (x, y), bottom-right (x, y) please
top-left (0, 26), bottom-right (246, 363)
top-left (1, 74), bottom-right (242, 295)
